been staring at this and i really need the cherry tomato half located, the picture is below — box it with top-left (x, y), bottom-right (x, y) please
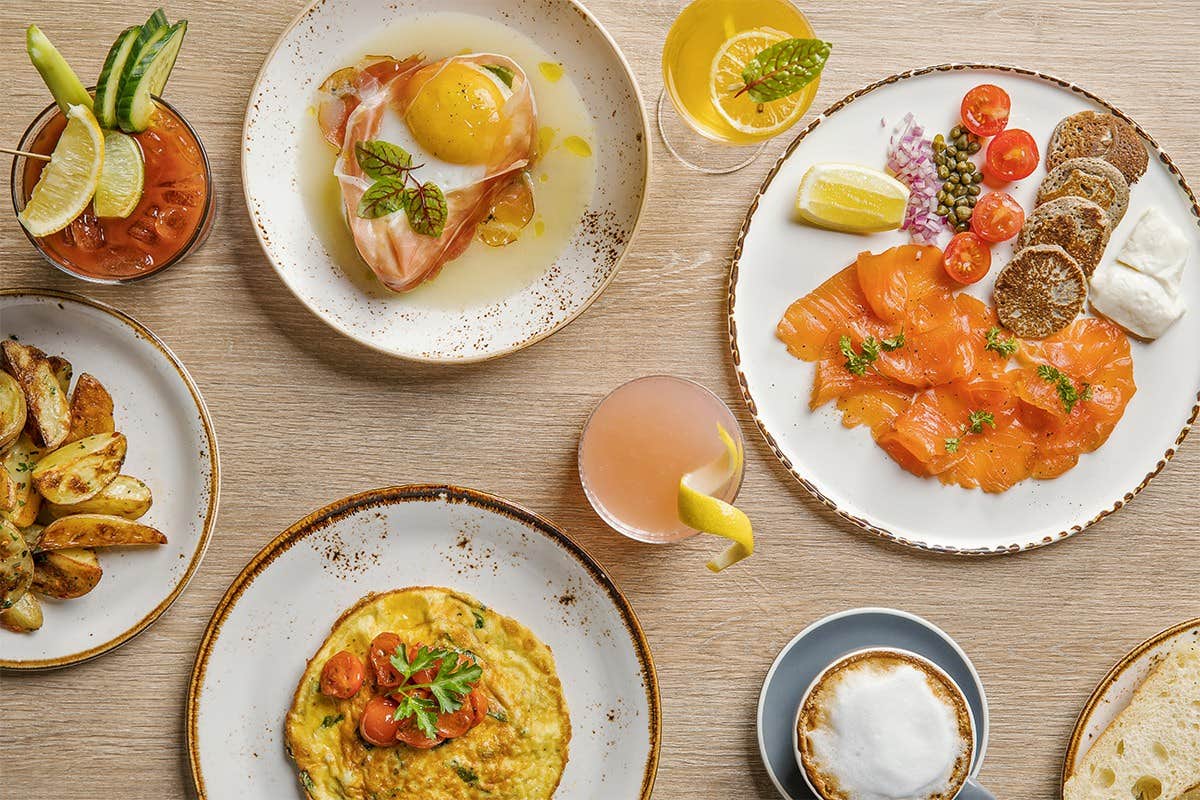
top-left (368, 632), bottom-right (404, 689)
top-left (971, 192), bottom-right (1026, 243)
top-left (395, 715), bottom-right (445, 750)
top-left (960, 84), bottom-right (1011, 137)
top-left (319, 650), bottom-right (365, 699)
top-left (985, 129), bottom-right (1039, 182)
top-left (468, 688), bottom-right (489, 727)
top-left (359, 694), bottom-right (402, 747)
top-left (942, 232), bottom-right (992, 285)
top-left (435, 704), bottom-right (477, 739)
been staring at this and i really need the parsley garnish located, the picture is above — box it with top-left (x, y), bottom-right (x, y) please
top-left (1037, 365), bottom-right (1092, 414)
top-left (389, 644), bottom-right (483, 740)
top-left (840, 331), bottom-right (903, 376)
top-left (320, 714), bottom-right (343, 729)
top-left (985, 327), bottom-right (1018, 358)
top-left (944, 409), bottom-right (996, 452)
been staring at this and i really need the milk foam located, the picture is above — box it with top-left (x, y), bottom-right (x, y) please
top-left (807, 663), bottom-right (966, 800)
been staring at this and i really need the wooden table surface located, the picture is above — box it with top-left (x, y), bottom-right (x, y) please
top-left (2, 1), bottom-right (1199, 797)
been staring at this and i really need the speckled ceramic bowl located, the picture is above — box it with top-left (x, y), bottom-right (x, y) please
top-left (187, 485), bottom-right (659, 799)
top-left (243, 0), bottom-right (649, 362)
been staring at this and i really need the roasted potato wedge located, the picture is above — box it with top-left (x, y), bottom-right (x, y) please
top-left (44, 474), bottom-right (152, 520)
top-left (31, 432), bottom-right (126, 505)
top-left (1, 434), bottom-right (42, 528)
top-left (38, 513), bottom-right (166, 549)
top-left (0, 591), bottom-right (42, 632)
top-left (46, 355), bottom-right (73, 396)
top-left (0, 372), bottom-right (27, 450)
top-left (20, 523), bottom-right (44, 550)
top-left (32, 547), bottom-right (102, 599)
top-left (0, 464), bottom-right (16, 514)
top-left (0, 518), bottom-right (33, 609)
top-left (1, 341), bottom-right (70, 449)
top-left (65, 373), bottom-right (115, 444)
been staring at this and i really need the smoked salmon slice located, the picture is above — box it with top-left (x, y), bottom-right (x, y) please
top-left (777, 245), bottom-right (1137, 493)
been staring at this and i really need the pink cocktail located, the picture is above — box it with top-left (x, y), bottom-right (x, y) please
top-left (578, 375), bottom-right (745, 543)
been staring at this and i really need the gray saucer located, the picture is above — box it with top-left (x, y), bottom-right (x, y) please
top-left (756, 607), bottom-right (990, 799)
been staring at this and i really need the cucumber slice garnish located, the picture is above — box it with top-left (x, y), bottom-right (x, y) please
top-left (94, 26), bottom-right (140, 129)
top-left (26, 25), bottom-right (92, 112)
top-left (116, 20), bottom-right (187, 133)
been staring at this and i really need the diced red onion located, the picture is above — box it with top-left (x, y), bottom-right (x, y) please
top-left (886, 113), bottom-right (947, 245)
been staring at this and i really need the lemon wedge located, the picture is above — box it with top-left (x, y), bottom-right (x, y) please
top-left (17, 104), bottom-right (104, 238)
top-left (94, 131), bottom-right (144, 218)
top-left (709, 28), bottom-right (808, 139)
top-left (795, 162), bottom-right (910, 233)
top-left (678, 425), bottom-right (754, 572)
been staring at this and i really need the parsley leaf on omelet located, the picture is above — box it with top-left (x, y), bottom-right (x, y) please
top-left (389, 645), bottom-right (484, 739)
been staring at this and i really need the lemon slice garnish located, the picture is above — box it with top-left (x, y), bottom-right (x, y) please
top-left (795, 162), bottom-right (910, 233)
top-left (17, 103), bottom-right (104, 237)
top-left (710, 28), bottom-right (809, 139)
top-left (678, 425), bottom-right (754, 572)
top-left (94, 130), bottom-right (144, 219)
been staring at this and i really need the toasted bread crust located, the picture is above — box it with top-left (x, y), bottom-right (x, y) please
top-left (1047, 111), bottom-right (1147, 184)
top-left (1037, 157), bottom-right (1129, 227)
top-left (1017, 196), bottom-right (1111, 277)
top-left (994, 245), bottom-right (1087, 339)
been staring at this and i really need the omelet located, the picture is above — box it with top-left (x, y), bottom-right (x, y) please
top-left (285, 586), bottom-right (570, 799)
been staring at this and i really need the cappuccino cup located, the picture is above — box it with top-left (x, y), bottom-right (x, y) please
top-left (793, 648), bottom-right (992, 800)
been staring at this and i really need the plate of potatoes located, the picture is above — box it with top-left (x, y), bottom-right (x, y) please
top-left (0, 289), bottom-right (219, 669)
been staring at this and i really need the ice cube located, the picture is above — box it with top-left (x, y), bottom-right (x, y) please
top-left (162, 188), bottom-right (202, 208)
top-left (104, 247), bottom-right (153, 274)
top-left (127, 209), bottom-right (161, 248)
top-left (156, 206), bottom-right (190, 237)
top-left (63, 211), bottom-right (105, 250)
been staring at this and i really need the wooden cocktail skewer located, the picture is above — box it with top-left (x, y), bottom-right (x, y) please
top-left (0, 147), bottom-right (51, 161)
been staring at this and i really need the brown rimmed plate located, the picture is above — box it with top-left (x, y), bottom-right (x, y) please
top-left (1062, 617), bottom-right (1200, 788)
top-left (0, 289), bottom-right (220, 669)
top-left (186, 484), bottom-right (659, 799)
top-left (728, 64), bottom-right (1200, 554)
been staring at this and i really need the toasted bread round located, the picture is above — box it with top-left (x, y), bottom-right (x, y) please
top-left (994, 245), bottom-right (1087, 339)
top-left (1047, 111), bottom-right (1148, 184)
top-left (1017, 196), bottom-right (1111, 277)
top-left (1037, 157), bottom-right (1129, 227)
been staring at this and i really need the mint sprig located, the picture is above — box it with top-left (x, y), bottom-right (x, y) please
top-left (737, 38), bottom-right (831, 104)
top-left (353, 140), bottom-right (447, 237)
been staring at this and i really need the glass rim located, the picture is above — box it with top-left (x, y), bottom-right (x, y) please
top-left (10, 91), bottom-right (214, 285)
top-left (577, 374), bottom-right (747, 544)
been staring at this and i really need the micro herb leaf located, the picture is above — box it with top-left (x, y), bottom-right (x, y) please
top-left (357, 177), bottom-right (409, 219)
top-left (320, 714), bottom-right (344, 729)
top-left (355, 140), bottom-right (413, 180)
top-left (403, 182), bottom-right (448, 237)
top-left (737, 38), bottom-right (831, 103)
top-left (967, 410), bottom-right (995, 435)
top-left (483, 64), bottom-right (514, 88)
top-left (840, 335), bottom-right (884, 376)
top-left (1038, 364), bottom-right (1091, 414)
top-left (881, 330), bottom-right (906, 352)
top-left (985, 327), bottom-right (1019, 358)
top-left (944, 437), bottom-right (960, 454)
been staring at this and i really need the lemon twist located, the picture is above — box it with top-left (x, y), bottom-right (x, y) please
top-left (677, 425), bottom-right (754, 572)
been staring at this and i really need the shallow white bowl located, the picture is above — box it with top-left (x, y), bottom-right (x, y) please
top-left (243, 0), bottom-right (649, 362)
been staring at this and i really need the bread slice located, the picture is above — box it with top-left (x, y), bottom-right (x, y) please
top-left (993, 244), bottom-right (1086, 338)
top-left (1064, 642), bottom-right (1200, 800)
top-left (1047, 111), bottom-right (1148, 184)
top-left (1037, 157), bottom-right (1130, 227)
top-left (1017, 196), bottom-right (1112, 277)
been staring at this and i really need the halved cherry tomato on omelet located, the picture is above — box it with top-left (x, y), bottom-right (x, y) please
top-left (971, 192), bottom-right (1025, 243)
top-left (396, 714), bottom-right (445, 750)
top-left (943, 232), bottom-right (992, 285)
top-left (469, 687), bottom-right (489, 726)
top-left (985, 129), bottom-right (1039, 182)
top-left (320, 650), bottom-right (365, 699)
top-left (960, 84), bottom-right (1011, 137)
top-left (369, 632), bottom-right (404, 689)
top-left (359, 695), bottom-right (402, 747)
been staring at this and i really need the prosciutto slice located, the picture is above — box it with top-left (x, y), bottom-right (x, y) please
top-left (317, 54), bottom-right (537, 292)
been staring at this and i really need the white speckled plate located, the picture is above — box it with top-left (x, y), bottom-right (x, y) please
top-left (0, 289), bottom-right (219, 670)
top-left (244, 0), bottom-right (648, 362)
top-left (186, 485), bottom-right (659, 799)
top-left (729, 64), bottom-right (1200, 554)
top-left (1062, 617), bottom-right (1200, 787)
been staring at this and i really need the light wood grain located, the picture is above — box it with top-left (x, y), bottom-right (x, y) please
top-left (2, 1), bottom-right (1199, 798)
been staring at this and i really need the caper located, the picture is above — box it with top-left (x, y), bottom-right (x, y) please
top-left (956, 206), bottom-right (972, 220)
top-left (945, 145), bottom-right (958, 158)
top-left (934, 133), bottom-right (945, 146)
top-left (936, 205), bottom-right (949, 217)
top-left (968, 184), bottom-right (981, 196)
top-left (950, 126), bottom-right (962, 138)
top-left (955, 186), bottom-right (968, 197)
top-left (937, 165), bottom-right (949, 179)
top-left (963, 161), bottom-right (977, 174)
top-left (954, 136), bottom-right (968, 150)
top-left (968, 141), bottom-right (981, 154)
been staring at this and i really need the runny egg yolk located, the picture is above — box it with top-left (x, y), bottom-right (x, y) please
top-left (405, 62), bottom-right (508, 165)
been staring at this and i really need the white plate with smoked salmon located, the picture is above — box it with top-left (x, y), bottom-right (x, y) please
top-left (729, 64), bottom-right (1200, 553)
top-left (244, 0), bottom-right (648, 362)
